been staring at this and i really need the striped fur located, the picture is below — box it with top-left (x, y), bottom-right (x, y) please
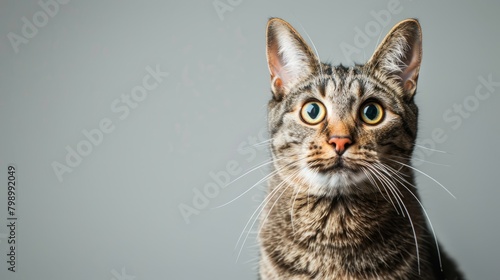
top-left (259, 18), bottom-right (464, 279)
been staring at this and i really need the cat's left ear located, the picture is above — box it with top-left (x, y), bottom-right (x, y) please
top-left (368, 19), bottom-right (422, 99)
top-left (266, 18), bottom-right (318, 99)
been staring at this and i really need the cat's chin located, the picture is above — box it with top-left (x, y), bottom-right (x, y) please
top-left (299, 167), bottom-right (370, 196)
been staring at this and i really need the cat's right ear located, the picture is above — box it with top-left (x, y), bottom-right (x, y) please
top-left (367, 19), bottom-right (422, 100)
top-left (266, 18), bottom-right (318, 100)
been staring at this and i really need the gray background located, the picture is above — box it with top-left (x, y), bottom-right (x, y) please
top-left (0, 0), bottom-right (498, 279)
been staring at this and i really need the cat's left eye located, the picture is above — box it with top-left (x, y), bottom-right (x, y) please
top-left (300, 101), bottom-right (326, 125)
top-left (360, 102), bottom-right (384, 125)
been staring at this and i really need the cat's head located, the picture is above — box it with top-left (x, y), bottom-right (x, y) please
top-left (265, 18), bottom-right (422, 196)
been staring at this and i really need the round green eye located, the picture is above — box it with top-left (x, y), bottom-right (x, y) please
top-left (361, 102), bottom-right (384, 125)
top-left (300, 101), bottom-right (326, 125)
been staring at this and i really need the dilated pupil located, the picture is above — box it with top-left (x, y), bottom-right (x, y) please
top-left (364, 104), bottom-right (379, 120)
top-left (307, 103), bottom-right (320, 119)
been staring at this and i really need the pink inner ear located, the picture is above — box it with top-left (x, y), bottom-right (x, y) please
top-left (401, 47), bottom-right (419, 80)
top-left (267, 42), bottom-right (284, 82)
top-left (268, 47), bottom-right (292, 91)
top-left (400, 61), bottom-right (417, 82)
top-left (399, 37), bottom-right (421, 91)
top-left (266, 19), bottom-right (318, 93)
top-left (274, 77), bottom-right (283, 89)
top-left (269, 59), bottom-right (283, 80)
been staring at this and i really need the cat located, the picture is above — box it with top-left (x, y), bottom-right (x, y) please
top-left (258, 17), bottom-right (464, 279)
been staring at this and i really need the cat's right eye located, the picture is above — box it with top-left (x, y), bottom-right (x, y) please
top-left (360, 102), bottom-right (384, 125)
top-left (300, 101), bottom-right (326, 125)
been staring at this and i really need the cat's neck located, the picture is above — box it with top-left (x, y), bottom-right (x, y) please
top-left (268, 179), bottom-right (421, 244)
top-left (289, 190), bottom-right (400, 247)
top-left (259, 176), bottom-right (433, 279)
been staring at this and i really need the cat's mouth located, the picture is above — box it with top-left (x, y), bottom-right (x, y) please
top-left (317, 159), bottom-right (348, 172)
top-left (302, 157), bottom-right (368, 194)
top-left (311, 157), bottom-right (357, 174)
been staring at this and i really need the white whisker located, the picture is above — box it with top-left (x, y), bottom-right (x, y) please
top-left (233, 155), bottom-right (309, 256)
top-left (243, 256), bottom-right (261, 265)
top-left (387, 159), bottom-right (457, 199)
top-left (371, 163), bottom-right (421, 273)
top-left (367, 162), bottom-right (426, 273)
top-left (236, 169), bottom-right (301, 262)
top-left (234, 173), bottom-right (287, 255)
top-left (393, 185), bottom-right (421, 274)
top-left (212, 158), bottom-right (289, 209)
top-left (298, 23), bottom-right (324, 76)
top-left (378, 163), bottom-right (444, 271)
top-left (252, 138), bottom-right (273, 147)
top-left (366, 165), bottom-right (404, 216)
top-left (391, 154), bottom-right (450, 167)
top-left (362, 166), bottom-right (398, 214)
top-left (414, 144), bottom-right (448, 154)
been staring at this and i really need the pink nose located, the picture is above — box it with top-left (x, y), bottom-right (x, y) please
top-left (328, 136), bottom-right (352, 155)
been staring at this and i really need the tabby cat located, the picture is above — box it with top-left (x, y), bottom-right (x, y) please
top-left (258, 18), bottom-right (464, 279)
